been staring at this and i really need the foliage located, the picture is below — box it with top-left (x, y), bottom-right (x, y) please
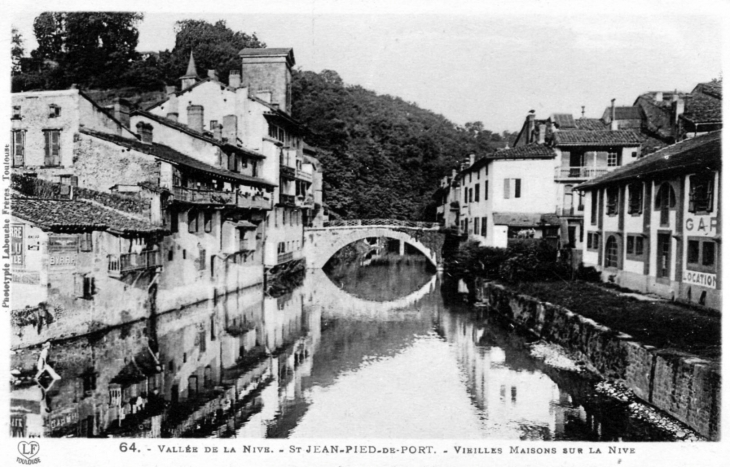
top-left (292, 69), bottom-right (518, 220)
top-left (159, 20), bottom-right (265, 86)
top-left (444, 239), bottom-right (570, 284)
top-left (11, 27), bottom-right (24, 75)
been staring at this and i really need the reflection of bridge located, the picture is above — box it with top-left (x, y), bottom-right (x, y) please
top-left (303, 269), bottom-right (437, 320)
top-left (303, 219), bottom-right (445, 269)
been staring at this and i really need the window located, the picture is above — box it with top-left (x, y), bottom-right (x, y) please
top-left (474, 217), bottom-right (479, 235)
top-left (606, 187), bottom-right (619, 216)
top-left (607, 152), bottom-right (618, 167)
top-left (80, 232), bottom-right (93, 252)
top-left (277, 242), bottom-right (285, 254)
top-left (604, 235), bottom-right (619, 268)
top-left (628, 182), bottom-right (643, 215)
top-left (188, 210), bottom-right (199, 233)
top-left (476, 169), bottom-right (480, 180)
top-left (688, 173), bottom-right (714, 213)
top-left (11, 130), bottom-right (25, 167)
top-left (170, 210), bottom-right (179, 233)
top-left (12, 105), bottom-right (21, 120)
top-left (655, 183), bottom-right (676, 226)
top-left (687, 238), bottom-right (717, 273)
top-left (74, 274), bottom-right (95, 299)
top-left (475, 183), bottom-right (480, 202)
top-left (464, 187), bottom-right (468, 203)
top-left (198, 249), bottom-right (206, 271)
top-left (469, 188), bottom-right (473, 203)
top-left (587, 232), bottom-right (601, 251)
top-left (626, 235), bottom-right (644, 260)
top-left (503, 178), bottom-right (521, 199)
top-left (484, 181), bottom-right (488, 200)
top-left (590, 191), bottom-right (598, 225)
top-left (481, 217), bottom-right (487, 237)
top-left (43, 130), bottom-right (61, 166)
top-left (48, 104), bottom-right (61, 118)
top-left (204, 211), bottom-right (212, 233)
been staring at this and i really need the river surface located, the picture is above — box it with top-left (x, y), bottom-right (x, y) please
top-left (10, 259), bottom-right (671, 440)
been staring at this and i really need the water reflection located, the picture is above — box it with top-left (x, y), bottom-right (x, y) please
top-left (10, 260), bottom-right (671, 440)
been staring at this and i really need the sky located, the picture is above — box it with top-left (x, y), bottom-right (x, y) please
top-left (8, 1), bottom-right (726, 132)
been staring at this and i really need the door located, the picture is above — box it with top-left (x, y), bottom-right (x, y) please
top-left (657, 234), bottom-right (671, 278)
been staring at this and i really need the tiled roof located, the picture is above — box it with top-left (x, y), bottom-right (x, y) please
top-left (12, 197), bottom-right (164, 234)
top-left (574, 118), bottom-right (609, 130)
top-left (552, 114), bottom-right (576, 128)
top-left (694, 81), bottom-right (722, 99)
top-left (492, 212), bottom-right (561, 227)
top-left (682, 92), bottom-right (722, 124)
top-left (133, 109), bottom-right (266, 160)
top-left (634, 95), bottom-right (673, 139)
top-left (577, 131), bottom-right (721, 189)
top-left (81, 128), bottom-right (276, 189)
top-left (462, 144), bottom-right (554, 175)
top-left (602, 106), bottom-right (642, 121)
top-left (553, 129), bottom-right (642, 146)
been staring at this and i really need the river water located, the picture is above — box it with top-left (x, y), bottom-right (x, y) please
top-left (10, 259), bottom-right (671, 440)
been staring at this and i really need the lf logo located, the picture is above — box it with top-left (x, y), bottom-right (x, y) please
top-left (17, 441), bottom-right (41, 465)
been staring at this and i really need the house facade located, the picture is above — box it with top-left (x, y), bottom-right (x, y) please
top-left (577, 131), bottom-right (721, 310)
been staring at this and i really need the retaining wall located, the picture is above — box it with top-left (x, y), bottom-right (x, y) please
top-left (482, 282), bottom-right (721, 440)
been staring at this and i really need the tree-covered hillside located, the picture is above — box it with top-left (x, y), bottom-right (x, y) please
top-left (292, 70), bottom-right (514, 220)
top-left (12, 15), bottom-right (516, 220)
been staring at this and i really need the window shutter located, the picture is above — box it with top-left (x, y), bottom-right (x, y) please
top-left (707, 174), bottom-right (714, 212)
top-left (74, 274), bottom-right (84, 298)
top-left (688, 178), bottom-right (696, 213)
top-left (13, 131), bottom-right (25, 166)
top-left (514, 179), bottom-right (521, 198)
top-left (485, 181), bottom-right (488, 200)
top-left (51, 131), bottom-right (61, 165)
top-left (504, 179), bottom-right (511, 199)
top-left (44, 131), bottom-right (52, 166)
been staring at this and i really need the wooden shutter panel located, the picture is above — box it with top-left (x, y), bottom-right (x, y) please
top-left (13, 131), bottom-right (25, 166)
top-left (707, 174), bottom-right (714, 212)
top-left (504, 179), bottom-right (511, 199)
top-left (51, 131), bottom-right (61, 165)
top-left (515, 179), bottom-right (521, 198)
top-left (74, 274), bottom-right (84, 298)
top-left (44, 131), bottom-right (52, 166)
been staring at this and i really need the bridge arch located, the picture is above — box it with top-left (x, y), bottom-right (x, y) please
top-left (304, 221), bottom-right (444, 270)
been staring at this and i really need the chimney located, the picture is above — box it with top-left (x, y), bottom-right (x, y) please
top-left (610, 98), bottom-right (618, 130)
top-left (581, 106), bottom-right (585, 118)
top-left (240, 48), bottom-right (295, 113)
top-left (229, 70), bottom-right (241, 88)
top-left (211, 120), bottom-right (222, 141)
top-left (136, 122), bottom-right (153, 144)
top-left (537, 123), bottom-right (546, 144)
top-left (672, 97), bottom-right (685, 124)
top-left (526, 110), bottom-right (536, 143)
top-left (165, 85), bottom-right (176, 96)
top-left (166, 112), bottom-right (178, 123)
top-left (207, 69), bottom-right (219, 81)
top-left (654, 91), bottom-right (663, 102)
top-left (469, 154), bottom-right (476, 166)
top-left (113, 98), bottom-right (131, 128)
top-left (222, 115), bottom-right (238, 144)
top-left (187, 105), bottom-right (204, 133)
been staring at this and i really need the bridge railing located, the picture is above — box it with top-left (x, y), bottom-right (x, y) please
top-left (322, 219), bottom-right (440, 229)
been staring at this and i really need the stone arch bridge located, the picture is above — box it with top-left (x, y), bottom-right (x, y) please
top-left (303, 219), bottom-right (445, 269)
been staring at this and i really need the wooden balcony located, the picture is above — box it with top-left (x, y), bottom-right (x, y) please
top-left (277, 251), bottom-right (293, 264)
top-left (296, 169), bottom-right (313, 183)
top-left (173, 186), bottom-right (270, 210)
top-left (279, 193), bottom-right (296, 206)
top-left (555, 167), bottom-right (610, 181)
top-left (108, 251), bottom-right (161, 277)
top-left (280, 165), bottom-right (296, 179)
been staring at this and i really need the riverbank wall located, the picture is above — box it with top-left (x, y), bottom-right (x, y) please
top-left (480, 281), bottom-right (721, 440)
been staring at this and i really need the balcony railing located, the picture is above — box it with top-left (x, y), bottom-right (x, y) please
top-left (279, 193), bottom-right (296, 206)
top-left (296, 169), bottom-right (313, 183)
top-left (277, 251), bottom-right (293, 264)
top-left (280, 165), bottom-right (296, 179)
top-left (173, 186), bottom-right (270, 210)
top-left (108, 251), bottom-right (161, 277)
top-left (556, 206), bottom-right (585, 216)
top-left (555, 167), bottom-right (609, 180)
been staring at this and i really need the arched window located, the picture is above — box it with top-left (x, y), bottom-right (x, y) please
top-left (655, 183), bottom-right (676, 226)
top-left (605, 235), bottom-right (618, 268)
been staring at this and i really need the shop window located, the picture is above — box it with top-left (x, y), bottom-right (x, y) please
top-left (688, 173), bottom-right (714, 213)
top-left (687, 238), bottom-right (717, 273)
top-left (627, 182), bottom-right (643, 215)
top-left (626, 235), bottom-right (644, 260)
top-left (702, 242), bottom-right (715, 267)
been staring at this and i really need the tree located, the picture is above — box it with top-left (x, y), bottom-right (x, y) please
top-left (28, 12), bottom-right (144, 89)
top-left (159, 20), bottom-right (265, 86)
top-left (11, 27), bottom-right (24, 75)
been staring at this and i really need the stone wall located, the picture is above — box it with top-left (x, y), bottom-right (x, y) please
top-left (482, 282), bottom-right (721, 440)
